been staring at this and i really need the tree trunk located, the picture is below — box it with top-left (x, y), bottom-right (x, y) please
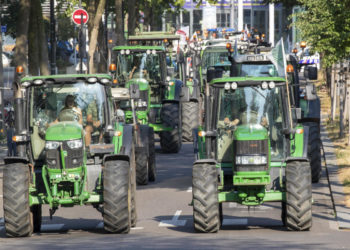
top-left (87, 0), bottom-right (96, 42)
top-left (28, 0), bottom-right (40, 75)
top-left (127, 0), bottom-right (137, 36)
top-left (97, 20), bottom-right (107, 72)
top-left (115, 0), bottom-right (125, 45)
top-left (36, 0), bottom-right (50, 75)
top-left (13, 0), bottom-right (30, 97)
top-left (88, 0), bottom-right (106, 73)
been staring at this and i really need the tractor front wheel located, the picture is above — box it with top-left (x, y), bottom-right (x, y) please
top-left (182, 101), bottom-right (199, 142)
top-left (160, 103), bottom-right (182, 153)
top-left (306, 122), bottom-right (322, 183)
top-left (148, 127), bottom-right (156, 182)
top-left (192, 163), bottom-right (220, 233)
top-left (3, 163), bottom-right (33, 237)
top-left (136, 148), bottom-right (149, 185)
top-left (284, 161), bottom-right (312, 231)
top-left (103, 160), bottom-right (131, 233)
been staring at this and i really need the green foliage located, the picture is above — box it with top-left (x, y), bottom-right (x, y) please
top-left (1, 1), bottom-right (20, 38)
top-left (294, 0), bottom-right (350, 66)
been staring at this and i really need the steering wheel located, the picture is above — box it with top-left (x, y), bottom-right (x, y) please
top-left (58, 109), bottom-right (80, 122)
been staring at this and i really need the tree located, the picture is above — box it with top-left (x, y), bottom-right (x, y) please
top-left (294, 0), bottom-right (350, 66)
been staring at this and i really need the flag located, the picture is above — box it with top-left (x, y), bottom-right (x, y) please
top-left (267, 38), bottom-right (286, 77)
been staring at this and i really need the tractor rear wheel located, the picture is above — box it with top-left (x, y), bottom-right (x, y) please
top-left (148, 127), bottom-right (156, 182)
top-left (306, 122), bottom-right (322, 183)
top-left (192, 163), bottom-right (220, 233)
top-left (136, 149), bottom-right (149, 185)
top-left (103, 160), bottom-right (131, 233)
top-left (3, 163), bottom-right (33, 237)
top-left (285, 161), bottom-right (312, 231)
top-left (160, 103), bottom-right (182, 153)
top-left (182, 101), bottom-right (199, 142)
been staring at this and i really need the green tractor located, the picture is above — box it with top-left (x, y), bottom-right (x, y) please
top-left (111, 35), bottom-right (183, 154)
top-left (3, 73), bottom-right (137, 237)
top-left (192, 52), bottom-right (312, 232)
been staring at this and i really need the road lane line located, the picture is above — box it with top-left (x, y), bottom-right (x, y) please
top-left (159, 210), bottom-right (187, 227)
top-left (222, 218), bottom-right (248, 226)
top-left (40, 224), bottom-right (65, 231)
top-left (131, 227), bottom-right (144, 230)
top-left (187, 187), bottom-right (192, 192)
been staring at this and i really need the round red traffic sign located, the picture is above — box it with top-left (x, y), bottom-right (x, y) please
top-left (72, 9), bottom-right (89, 25)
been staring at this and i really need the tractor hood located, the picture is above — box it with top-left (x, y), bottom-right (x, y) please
top-left (234, 124), bottom-right (268, 141)
top-left (45, 122), bottom-right (83, 141)
top-left (126, 78), bottom-right (149, 91)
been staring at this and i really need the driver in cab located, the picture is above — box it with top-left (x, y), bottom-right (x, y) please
top-left (55, 95), bottom-right (83, 125)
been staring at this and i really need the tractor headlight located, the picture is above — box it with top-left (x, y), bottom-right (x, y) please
top-left (45, 141), bottom-right (60, 150)
top-left (67, 139), bottom-right (83, 149)
top-left (236, 155), bottom-right (267, 165)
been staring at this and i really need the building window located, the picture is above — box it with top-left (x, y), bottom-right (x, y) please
top-left (217, 13), bottom-right (230, 28)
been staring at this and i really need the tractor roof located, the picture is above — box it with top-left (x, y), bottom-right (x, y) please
top-left (20, 74), bottom-right (112, 88)
top-left (112, 45), bottom-right (165, 51)
top-left (128, 34), bottom-right (180, 41)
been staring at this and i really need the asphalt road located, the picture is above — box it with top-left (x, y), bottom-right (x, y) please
top-left (0, 143), bottom-right (349, 250)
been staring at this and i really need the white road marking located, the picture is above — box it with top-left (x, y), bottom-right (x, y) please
top-left (159, 210), bottom-right (187, 227)
top-left (96, 222), bottom-right (143, 230)
top-left (0, 195), bottom-right (3, 198)
top-left (187, 187), bottom-right (192, 193)
top-left (41, 224), bottom-right (65, 231)
top-left (222, 218), bottom-right (248, 226)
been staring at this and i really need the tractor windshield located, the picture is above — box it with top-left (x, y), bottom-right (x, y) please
top-left (30, 82), bottom-right (106, 130)
top-left (202, 49), bottom-right (231, 76)
top-left (116, 51), bottom-right (161, 82)
top-left (216, 85), bottom-right (285, 161)
top-left (233, 63), bottom-right (278, 77)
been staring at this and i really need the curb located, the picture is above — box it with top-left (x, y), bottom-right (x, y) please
top-left (321, 124), bottom-right (350, 229)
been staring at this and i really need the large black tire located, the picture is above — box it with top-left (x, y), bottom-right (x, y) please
top-left (130, 145), bottom-right (137, 227)
top-left (182, 101), bottom-right (199, 142)
top-left (3, 163), bottom-right (33, 237)
top-left (160, 102), bottom-right (182, 153)
top-left (103, 160), bottom-right (131, 233)
top-left (192, 163), bottom-right (220, 233)
top-left (306, 122), bottom-right (322, 183)
top-left (284, 161), bottom-right (312, 231)
top-left (148, 127), bottom-right (156, 182)
top-left (31, 205), bottom-right (42, 233)
top-left (136, 149), bottom-right (149, 185)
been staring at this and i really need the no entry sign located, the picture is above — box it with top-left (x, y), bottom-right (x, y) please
top-left (72, 9), bottom-right (89, 25)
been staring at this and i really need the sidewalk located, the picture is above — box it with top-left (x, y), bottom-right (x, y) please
top-left (321, 125), bottom-right (350, 229)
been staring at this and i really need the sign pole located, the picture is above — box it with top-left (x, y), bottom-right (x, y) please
top-left (80, 13), bottom-right (83, 73)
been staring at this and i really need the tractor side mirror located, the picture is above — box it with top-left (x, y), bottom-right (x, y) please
top-left (129, 84), bottom-right (140, 99)
top-left (305, 84), bottom-right (317, 101)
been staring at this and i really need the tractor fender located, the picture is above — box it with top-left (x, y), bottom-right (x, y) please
top-left (103, 154), bottom-right (130, 164)
top-left (193, 159), bottom-right (217, 165)
top-left (4, 156), bottom-right (30, 165)
top-left (285, 157), bottom-right (309, 162)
